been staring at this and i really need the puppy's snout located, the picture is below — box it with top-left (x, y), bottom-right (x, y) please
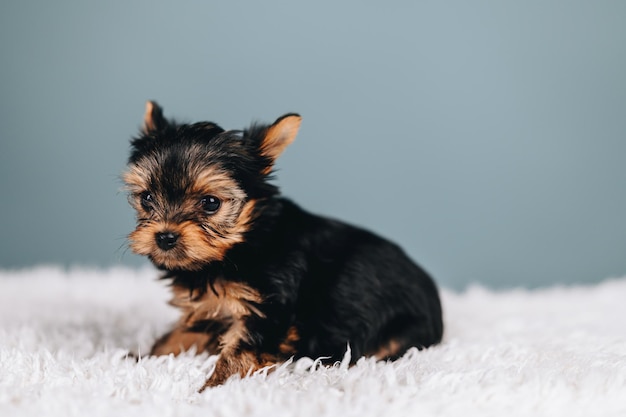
top-left (155, 231), bottom-right (179, 251)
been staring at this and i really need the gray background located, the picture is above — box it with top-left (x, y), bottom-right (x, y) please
top-left (1, 1), bottom-right (625, 290)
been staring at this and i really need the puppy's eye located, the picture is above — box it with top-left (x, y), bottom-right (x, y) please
top-left (200, 195), bottom-right (221, 214)
top-left (140, 192), bottom-right (154, 211)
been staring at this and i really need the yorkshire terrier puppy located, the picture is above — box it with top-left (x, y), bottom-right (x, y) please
top-left (124, 101), bottom-right (443, 390)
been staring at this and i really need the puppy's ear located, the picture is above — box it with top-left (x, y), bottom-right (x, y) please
top-left (142, 101), bottom-right (168, 134)
top-left (258, 113), bottom-right (301, 162)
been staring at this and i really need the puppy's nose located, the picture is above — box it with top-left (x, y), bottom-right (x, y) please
top-left (155, 231), bottom-right (179, 251)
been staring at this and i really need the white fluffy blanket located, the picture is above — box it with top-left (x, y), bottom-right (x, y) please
top-left (1, 267), bottom-right (624, 417)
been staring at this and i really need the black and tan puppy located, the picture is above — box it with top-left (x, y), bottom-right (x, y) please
top-left (124, 102), bottom-right (443, 390)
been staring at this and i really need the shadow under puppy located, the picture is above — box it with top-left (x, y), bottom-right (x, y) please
top-left (124, 102), bottom-right (443, 390)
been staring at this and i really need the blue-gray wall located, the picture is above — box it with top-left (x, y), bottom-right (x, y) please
top-left (1, 1), bottom-right (625, 289)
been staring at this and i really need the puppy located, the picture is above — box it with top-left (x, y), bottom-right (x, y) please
top-left (124, 101), bottom-right (443, 390)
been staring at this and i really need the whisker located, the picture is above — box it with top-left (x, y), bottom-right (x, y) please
top-left (202, 223), bottom-right (227, 239)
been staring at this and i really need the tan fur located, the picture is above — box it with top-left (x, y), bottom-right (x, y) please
top-left (150, 327), bottom-right (214, 356)
top-left (160, 280), bottom-right (277, 390)
top-left (124, 157), bottom-right (258, 269)
top-left (373, 339), bottom-right (402, 360)
top-left (170, 279), bottom-right (264, 325)
top-left (151, 280), bottom-right (264, 360)
top-left (199, 350), bottom-right (276, 391)
top-left (200, 323), bottom-right (294, 388)
top-left (129, 198), bottom-right (255, 269)
top-left (278, 325), bottom-right (300, 356)
top-left (201, 320), bottom-right (296, 389)
top-left (143, 101), bottom-right (158, 133)
top-left (153, 280), bottom-right (264, 358)
top-left (189, 167), bottom-right (247, 200)
top-left (122, 161), bottom-right (157, 200)
top-left (260, 115), bottom-right (301, 173)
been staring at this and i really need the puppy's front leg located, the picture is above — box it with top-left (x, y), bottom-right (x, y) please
top-left (199, 317), bottom-right (293, 390)
top-left (200, 348), bottom-right (276, 390)
top-left (151, 326), bottom-right (216, 356)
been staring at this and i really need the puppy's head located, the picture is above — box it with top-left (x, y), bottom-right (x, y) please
top-left (123, 101), bottom-right (301, 270)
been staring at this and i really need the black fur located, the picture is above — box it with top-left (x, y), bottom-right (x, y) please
top-left (125, 102), bottom-right (443, 388)
top-left (215, 197), bottom-right (442, 359)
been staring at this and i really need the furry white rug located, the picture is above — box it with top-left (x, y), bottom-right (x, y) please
top-left (0, 267), bottom-right (624, 417)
